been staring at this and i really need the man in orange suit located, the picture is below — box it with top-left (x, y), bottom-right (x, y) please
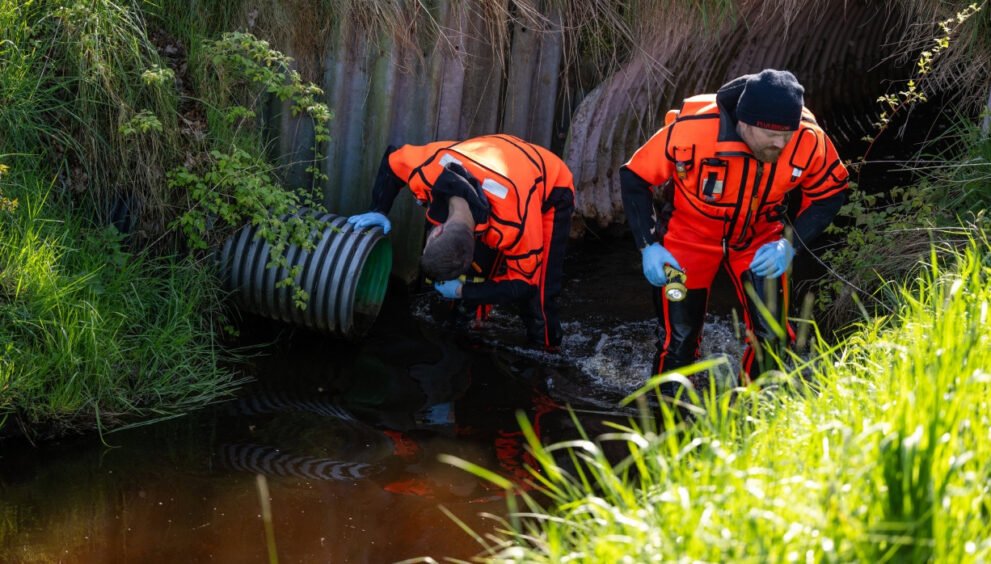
top-left (621, 69), bottom-right (849, 388)
top-left (349, 134), bottom-right (575, 351)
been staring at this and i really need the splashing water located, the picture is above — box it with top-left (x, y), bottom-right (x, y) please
top-left (411, 293), bottom-right (745, 400)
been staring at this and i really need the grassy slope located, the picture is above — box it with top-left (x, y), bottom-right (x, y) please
top-left (0, 166), bottom-right (242, 439)
top-left (0, 0), bottom-right (242, 439)
top-left (470, 236), bottom-right (991, 562)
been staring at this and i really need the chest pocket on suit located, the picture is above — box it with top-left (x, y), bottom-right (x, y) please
top-left (698, 158), bottom-right (728, 203)
top-left (672, 145), bottom-right (695, 180)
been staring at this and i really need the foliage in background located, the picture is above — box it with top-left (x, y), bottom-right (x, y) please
top-left (447, 233), bottom-right (991, 562)
top-left (168, 32), bottom-right (333, 308)
top-left (0, 0), bottom-right (227, 437)
top-left (816, 1), bottom-right (990, 328)
top-left (2, 0), bottom-right (335, 262)
top-left (865, 3), bottom-right (984, 145)
top-left (0, 1), bottom-right (336, 436)
top-left (887, 0), bottom-right (991, 117)
top-left (0, 0), bottom-right (181, 237)
top-left (0, 163), bottom-right (15, 213)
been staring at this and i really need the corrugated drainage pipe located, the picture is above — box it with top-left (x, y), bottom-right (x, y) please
top-left (217, 212), bottom-right (392, 337)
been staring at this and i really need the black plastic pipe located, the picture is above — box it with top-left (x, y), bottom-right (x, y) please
top-left (218, 212), bottom-right (392, 337)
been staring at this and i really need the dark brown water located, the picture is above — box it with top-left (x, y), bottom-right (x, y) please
top-left (0, 237), bottom-right (750, 563)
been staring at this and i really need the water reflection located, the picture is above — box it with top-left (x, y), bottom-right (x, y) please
top-left (0, 292), bottom-right (619, 562)
top-left (0, 242), bottom-right (748, 562)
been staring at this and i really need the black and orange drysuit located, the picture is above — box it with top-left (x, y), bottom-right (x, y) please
top-left (621, 78), bottom-right (849, 380)
top-left (369, 134), bottom-right (575, 348)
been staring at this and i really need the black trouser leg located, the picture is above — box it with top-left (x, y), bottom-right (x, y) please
top-left (737, 269), bottom-right (791, 380)
top-left (522, 188), bottom-right (573, 348)
top-left (519, 298), bottom-right (545, 346)
top-left (652, 287), bottom-right (709, 395)
top-left (540, 189), bottom-right (573, 347)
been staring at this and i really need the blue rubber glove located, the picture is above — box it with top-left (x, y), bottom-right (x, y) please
top-left (347, 211), bottom-right (391, 234)
top-left (433, 279), bottom-right (463, 299)
top-left (749, 238), bottom-right (795, 278)
top-left (641, 243), bottom-right (682, 287)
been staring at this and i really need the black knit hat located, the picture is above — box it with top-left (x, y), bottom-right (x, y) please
top-left (736, 69), bottom-right (805, 131)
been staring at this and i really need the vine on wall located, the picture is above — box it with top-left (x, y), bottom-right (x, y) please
top-left (169, 32), bottom-right (334, 308)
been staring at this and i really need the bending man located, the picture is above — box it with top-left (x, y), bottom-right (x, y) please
top-left (620, 69), bottom-right (849, 385)
top-left (348, 134), bottom-right (575, 351)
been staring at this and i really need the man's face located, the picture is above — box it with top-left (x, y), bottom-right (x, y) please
top-left (737, 122), bottom-right (795, 163)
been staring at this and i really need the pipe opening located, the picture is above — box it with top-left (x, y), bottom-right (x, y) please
top-left (219, 213), bottom-right (393, 338)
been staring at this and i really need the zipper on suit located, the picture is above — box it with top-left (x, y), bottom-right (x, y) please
top-left (735, 161), bottom-right (764, 246)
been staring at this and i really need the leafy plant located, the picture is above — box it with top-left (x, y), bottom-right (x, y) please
top-left (168, 148), bottom-right (327, 308)
top-left (816, 2), bottom-right (987, 327)
top-left (168, 32), bottom-right (335, 308)
top-left (119, 109), bottom-right (164, 136)
top-left (0, 162), bottom-right (16, 213)
top-left (863, 2), bottom-right (983, 146)
top-left (200, 31), bottom-right (331, 187)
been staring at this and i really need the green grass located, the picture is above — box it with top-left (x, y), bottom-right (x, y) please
top-left (0, 0), bottom-right (183, 231)
top-left (0, 166), bottom-right (243, 439)
top-left (450, 234), bottom-right (991, 562)
top-left (0, 1), bottom-right (297, 439)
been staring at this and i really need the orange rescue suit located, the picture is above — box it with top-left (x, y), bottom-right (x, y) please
top-left (379, 134), bottom-right (575, 348)
top-left (625, 94), bottom-right (848, 251)
top-left (388, 134), bottom-right (574, 289)
top-left (622, 92), bottom-right (849, 380)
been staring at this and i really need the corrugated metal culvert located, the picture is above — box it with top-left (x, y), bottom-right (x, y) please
top-left (218, 211), bottom-right (392, 337)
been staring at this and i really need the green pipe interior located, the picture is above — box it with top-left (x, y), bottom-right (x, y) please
top-left (354, 237), bottom-right (393, 314)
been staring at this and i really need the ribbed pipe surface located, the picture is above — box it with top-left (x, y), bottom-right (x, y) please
top-left (218, 212), bottom-right (392, 337)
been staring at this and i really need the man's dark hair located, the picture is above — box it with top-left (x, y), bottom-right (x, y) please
top-left (420, 222), bottom-right (475, 281)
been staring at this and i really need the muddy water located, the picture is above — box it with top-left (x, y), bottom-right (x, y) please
top-left (0, 237), bottom-right (747, 563)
